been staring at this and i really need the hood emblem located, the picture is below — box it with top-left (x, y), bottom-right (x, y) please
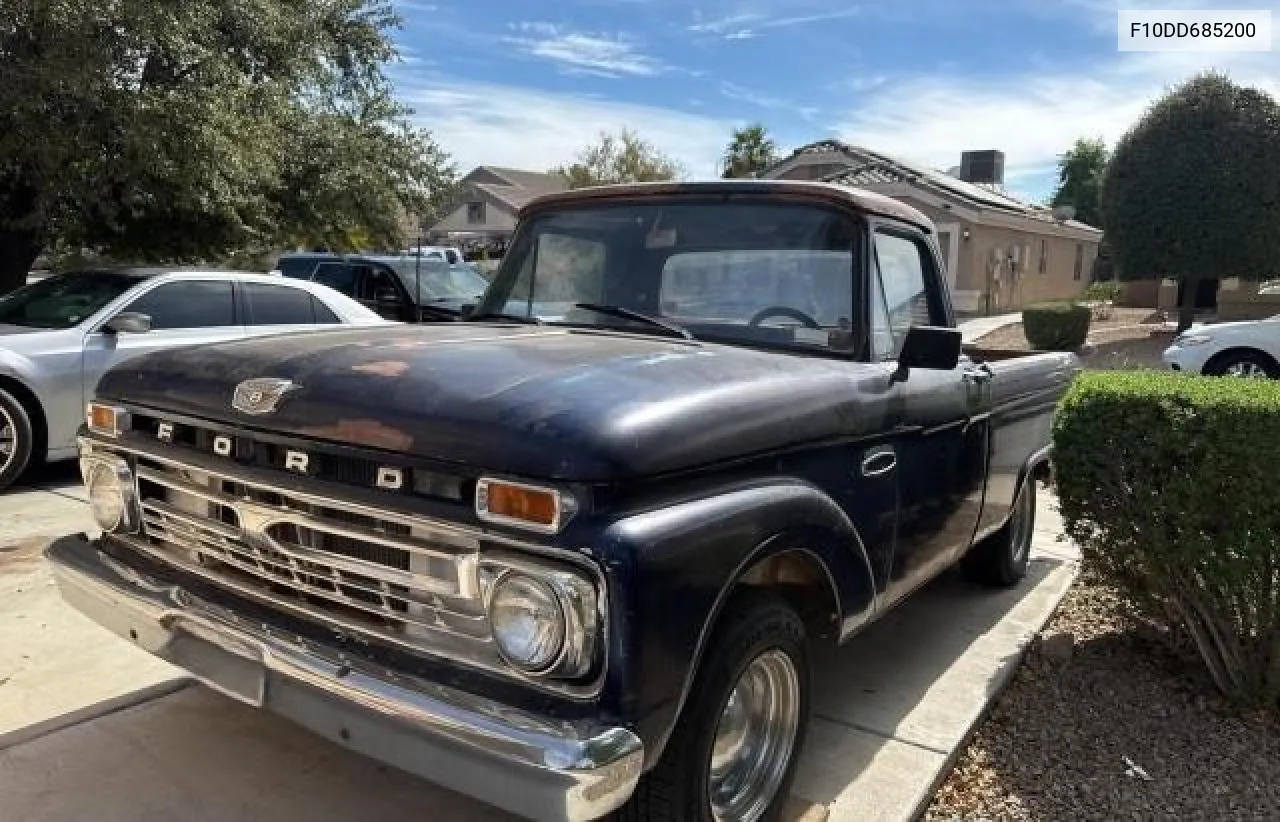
top-left (232, 378), bottom-right (298, 415)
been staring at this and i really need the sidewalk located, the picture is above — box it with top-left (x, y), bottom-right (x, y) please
top-left (0, 485), bottom-right (1077, 822)
top-left (957, 313), bottom-right (1022, 343)
top-left (0, 488), bottom-right (188, 749)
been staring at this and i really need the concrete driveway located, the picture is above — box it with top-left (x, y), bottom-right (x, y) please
top-left (0, 467), bottom-right (1078, 822)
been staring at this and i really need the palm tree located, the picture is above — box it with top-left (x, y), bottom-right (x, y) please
top-left (721, 124), bottom-right (779, 179)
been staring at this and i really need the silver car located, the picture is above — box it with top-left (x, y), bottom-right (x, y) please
top-left (0, 268), bottom-right (389, 489)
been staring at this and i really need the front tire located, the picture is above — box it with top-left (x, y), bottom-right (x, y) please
top-left (962, 474), bottom-right (1036, 587)
top-left (618, 589), bottom-right (810, 822)
top-left (1203, 350), bottom-right (1279, 379)
top-left (0, 388), bottom-right (35, 491)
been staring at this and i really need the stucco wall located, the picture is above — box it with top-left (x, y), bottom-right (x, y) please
top-left (955, 225), bottom-right (1096, 313)
top-left (430, 191), bottom-right (518, 234)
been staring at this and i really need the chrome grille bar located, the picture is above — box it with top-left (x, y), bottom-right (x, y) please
top-left (131, 457), bottom-right (493, 649)
top-left (141, 504), bottom-right (488, 640)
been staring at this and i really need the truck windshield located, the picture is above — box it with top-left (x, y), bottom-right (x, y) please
top-left (390, 261), bottom-right (489, 302)
top-left (0, 271), bottom-right (145, 329)
top-left (473, 200), bottom-right (862, 353)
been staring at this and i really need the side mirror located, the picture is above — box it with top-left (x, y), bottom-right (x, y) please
top-left (891, 325), bottom-right (962, 383)
top-left (374, 288), bottom-right (401, 305)
top-left (104, 312), bottom-right (152, 334)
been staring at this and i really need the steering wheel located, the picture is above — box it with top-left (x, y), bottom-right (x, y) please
top-left (748, 306), bottom-right (821, 329)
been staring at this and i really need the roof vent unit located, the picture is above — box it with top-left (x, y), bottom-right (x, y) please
top-left (959, 150), bottom-right (1005, 184)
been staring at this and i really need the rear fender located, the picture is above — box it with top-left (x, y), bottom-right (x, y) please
top-left (590, 478), bottom-right (877, 768)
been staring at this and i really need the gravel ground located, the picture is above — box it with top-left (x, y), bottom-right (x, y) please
top-left (925, 573), bottom-right (1280, 820)
top-left (931, 314), bottom-right (1280, 818)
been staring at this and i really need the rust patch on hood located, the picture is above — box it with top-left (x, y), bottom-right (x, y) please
top-left (351, 360), bottom-right (410, 377)
top-left (300, 419), bottom-right (414, 451)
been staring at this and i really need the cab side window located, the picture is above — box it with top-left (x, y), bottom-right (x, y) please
top-left (123, 281), bottom-right (237, 329)
top-left (869, 231), bottom-right (942, 360)
top-left (359, 268), bottom-right (400, 301)
top-left (244, 283), bottom-right (320, 325)
top-left (312, 263), bottom-right (359, 296)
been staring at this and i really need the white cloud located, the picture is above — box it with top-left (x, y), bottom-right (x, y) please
top-left (831, 47), bottom-right (1280, 198)
top-left (506, 22), bottom-right (668, 77)
top-left (688, 7), bottom-right (860, 39)
top-left (719, 81), bottom-right (819, 120)
top-left (399, 79), bottom-right (734, 177)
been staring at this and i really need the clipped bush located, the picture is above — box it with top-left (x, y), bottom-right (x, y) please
top-left (1084, 281), bottom-right (1123, 303)
top-left (1022, 302), bottom-right (1091, 351)
top-left (1052, 371), bottom-right (1280, 708)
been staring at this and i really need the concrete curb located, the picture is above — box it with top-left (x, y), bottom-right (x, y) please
top-left (0, 677), bottom-right (193, 753)
top-left (906, 558), bottom-right (1080, 822)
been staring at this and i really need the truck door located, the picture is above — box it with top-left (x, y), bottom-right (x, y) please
top-left (869, 227), bottom-right (990, 605)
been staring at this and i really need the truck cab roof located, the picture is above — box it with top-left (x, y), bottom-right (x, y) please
top-left (520, 179), bottom-right (936, 234)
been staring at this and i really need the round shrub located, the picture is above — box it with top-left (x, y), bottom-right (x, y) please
top-left (1052, 371), bottom-right (1280, 709)
top-left (1022, 302), bottom-right (1091, 351)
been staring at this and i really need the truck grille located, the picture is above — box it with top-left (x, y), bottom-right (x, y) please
top-left (128, 454), bottom-right (496, 657)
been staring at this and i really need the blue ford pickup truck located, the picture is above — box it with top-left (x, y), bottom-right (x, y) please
top-left (47, 180), bottom-right (1078, 822)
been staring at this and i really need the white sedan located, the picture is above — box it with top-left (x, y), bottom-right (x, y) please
top-left (1162, 316), bottom-right (1280, 378)
top-left (0, 268), bottom-right (389, 489)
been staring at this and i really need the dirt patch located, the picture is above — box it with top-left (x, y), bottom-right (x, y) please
top-left (926, 576), bottom-right (1280, 819)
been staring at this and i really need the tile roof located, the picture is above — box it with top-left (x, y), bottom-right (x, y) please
top-left (781, 140), bottom-right (1100, 233)
top-left (474, 182), bottom-right (544, 211)
top-left (478, 166), bottom-right (570, 197)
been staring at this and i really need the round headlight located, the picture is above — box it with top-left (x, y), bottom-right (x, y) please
top-left (86, 461), bottom-right (126, 532)
top-left (488, 573), bottom-right (566, 673)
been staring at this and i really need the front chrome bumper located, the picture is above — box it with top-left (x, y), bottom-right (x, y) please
top-left (44, 534), bottom-right (643, 822)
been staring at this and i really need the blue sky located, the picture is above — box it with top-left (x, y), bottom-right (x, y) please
top-left (388, 0), bottom-right (1280, 201)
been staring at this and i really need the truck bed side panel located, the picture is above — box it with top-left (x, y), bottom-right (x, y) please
top-left (973, 351), bottom-right (1079, 540)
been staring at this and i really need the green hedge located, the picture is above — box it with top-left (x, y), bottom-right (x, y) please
top-left (1052, 371), bottom-right (1280, 708)
top-left (1022, 302), bottom-right (1091, 351)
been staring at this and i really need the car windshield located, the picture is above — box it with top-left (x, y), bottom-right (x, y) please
top-left (389, 260), bottom-right (489, 302)
top-left (0, 270), bottom-right (145, 329)
top-left (473, 200), bottom-right (861, 353)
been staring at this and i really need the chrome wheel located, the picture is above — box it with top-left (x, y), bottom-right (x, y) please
top-left (0, 406), bottom-right (15, 474)
top-left (1223, 360), bottom-right (1269, 378)
top-left (1008, 480), bottom-right (1035, 565)
top-left (708, 649), bottom-right (801, 822)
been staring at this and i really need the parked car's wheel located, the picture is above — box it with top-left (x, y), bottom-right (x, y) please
top-left (618, 588), bottom-right (810, 822)
top-left (0, 388), bottom-right (36, 491)
top-left (961, 474), bottom-right (1036, 588)
top-left (1202, 349), bottom-right (1280, 379)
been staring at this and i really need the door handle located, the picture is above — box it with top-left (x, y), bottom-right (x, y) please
top-left (861, 448), bottom-right (897, 478)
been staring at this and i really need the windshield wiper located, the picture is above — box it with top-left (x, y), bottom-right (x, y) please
top-left (466, 311), bottom-right (543, 324)
top-left (572, 303), bottom-right (694, 340)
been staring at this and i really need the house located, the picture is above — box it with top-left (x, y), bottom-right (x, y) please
top-left (428, 166), bottom-right (570, 244)
top-left (761, 141), bottom-right (1104, 315)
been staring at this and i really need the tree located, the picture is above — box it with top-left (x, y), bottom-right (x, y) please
top-left (0, 0), bottom-right (456, 294)
top-left (721, 124), bottom-right (779, 179)
top-left (551, 129), bottom-right (684, 189)
top-left (1101, 72), bottom-right (1280, 332)
top-left (1050, 137), bottom-right (1108, 228)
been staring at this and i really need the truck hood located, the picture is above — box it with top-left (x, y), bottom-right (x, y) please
top-left (95, 324), bottom-right (886, 481)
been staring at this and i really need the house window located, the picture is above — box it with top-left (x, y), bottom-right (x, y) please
top-left (1074, 243), bottom-right (1084, 280)
top-left (1038, 239), bottom-right (1048, 274)
top-left (466, 201), bottom-right (485, 224)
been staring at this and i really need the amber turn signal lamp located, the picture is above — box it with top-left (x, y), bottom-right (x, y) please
top-left (86, 402), bottom-right (130, 438)
top-left (475, 478), bottom-right (572, 533)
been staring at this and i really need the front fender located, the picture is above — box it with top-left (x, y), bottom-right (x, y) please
top-left (0, 348), bottom-right (38, 384)
top-left (585, 478), bottom-right (877, 768)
